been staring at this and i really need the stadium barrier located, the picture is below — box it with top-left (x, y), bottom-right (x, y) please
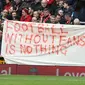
top-left (0, 64), bottom-right (85, 77)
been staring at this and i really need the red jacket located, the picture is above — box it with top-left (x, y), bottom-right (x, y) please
top-left (4, 3), bottom-right (11, 11)
top-left (47, 0), bottom-right (54, 5)
top-left (20, 15), bottom-right (32, 22)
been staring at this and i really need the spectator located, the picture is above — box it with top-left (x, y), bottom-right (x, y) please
top-left (40, 0), bottom-right (55, 15)
top-left (33, 11), bottom-right (40, 21)
top-left (58, 0), bottom-right (64, 9)
top-left (55, 0), bottom-right (64, 16)
top-left (32, 17), bottom-right (38, 22)
top-left (20, 8), bottom-right (32, 22)
top-left (40, 8), bottom-right (51, 23)
top-left (28, 7), bottom-right (34, 16)
top-left (57, 9), bottom-right (64, 17)
top-left (46, 0), bottom-right (54, 5)
top-left (63, 1), bottom-right (74, 15)
top-left (49, 15), bottom-right (56, 24)
top-left (55, 14), bottom-right (61, 24)
top-left (0, 9), bottom-right (8, 23)
top-left (64, 13), bottom-right (72, 24)
top-left (41, 0), bottom-right (48, 9)
top-left (31, 0), bottom-right (41, 11)
top-left (4, 0), bottom-right (12, 11)
top-left (10, 10), bottom-right (20, 20)
top-left (57, 9), bottom-right (66, 24)
top-left (73, 18), bottom-right (80, 25)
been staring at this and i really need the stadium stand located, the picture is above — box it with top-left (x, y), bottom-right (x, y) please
top-left (0, 0), bottom-right (85, 63)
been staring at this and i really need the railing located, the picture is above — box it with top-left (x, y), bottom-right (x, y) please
top-left (80, 21), bottom-right (85, 25)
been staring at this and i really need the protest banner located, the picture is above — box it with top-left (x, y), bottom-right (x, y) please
top-left (1, 20), bottom-right (85, 66)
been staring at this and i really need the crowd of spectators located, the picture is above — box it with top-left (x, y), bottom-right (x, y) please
top-left (0, 0), bottom-right (85, 53)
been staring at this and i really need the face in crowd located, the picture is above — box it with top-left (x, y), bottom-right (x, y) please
top-left (58, 0), bottom-right (64, 7)
top-left (5, 0), bottom-right (10, 4)
top-left (22, 9), bottom-right (28, 16)
top-left (55, 14), bottom-right (61, 23)
top-left (50, 15), bottom-right (56, 23)
top-left (33, 11), bottom-right (39, 18)
top-left (41, 0), bottom-right (48, 8)
top-left (43, 9), bottom-right (50, 17)
top-left (63, 2), bottom-right (68, 9)
top-left (2, 9), bottom-right (8, 17)
top-left (58, 9), bottom-right (64, 17)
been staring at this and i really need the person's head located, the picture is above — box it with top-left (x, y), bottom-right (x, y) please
top-left (50, 15), bottom-right (56, 23)
top-left (12, 10), bottom-right (17, 17)
top-left (28, 7), bottom-right (33, 16)
top-left (41, 0), bottom-right (48, 8)
top-left (32, 17), bottom-right (38, 22)
top-left (14, 0), bottom-right (21, 5)
top-left (73, 18), bottom-right (80, 25)
top-left (55, 14), bottom-right (61, 23)
top-left (58, 0), bottom-right (64, 7)
top-left (33, 11), bottom-right (39, 18)
top-left (63, 1), bottom-right (69, 9)
top-left (58, 9), bottom-right (64, 16)
top-left (22, 8), bottom-right (28, 16)
top-left (5, 0), bottom-right (10, 4)
top-left (55, 0), bottom-right (59, 4)
top-left (43, 8), bottom-right (50, 17)
top-left (64, 13), bottom-right (71, 21)
top-left (8, 7), bottom-right (13, 13)
top-left (2, 9), bottom-right (8, 17)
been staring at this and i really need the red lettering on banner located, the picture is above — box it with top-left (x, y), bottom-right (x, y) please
top-left (5, 33), bottom-right (14, 44)
top-left (52, 45), bottom-right (59, 55)
top-left (73, 36), bottom-right (79, 45)
top-left (60, 45), bottom-right (67, 55)
top-left (42, 34), bottom-right (48, 43)
top-left (14, 34), bottom-right (23, 43)
top-left (20, 44), bottom-right (32, 54)
top-left (40, 45), bottom-right (47, 54)
top-left (6, 20), bottom-right (13, 32)
top-left (4, 21), bottom-right (85, 56)
top-left (67, 37), bottom-right (72, 44)
top-left (48, 45), bottom-right (51, 54)
top-left (66, 36), bottom-right (85, 47)
top-left (51, 35), bottom-right (56, 43)
top-left (59, 26), bottom-right (68, 45)
top-left (38, 23), bottom-right (44, 33)
top-left (22, 23), bottom-right (28, 31)
top-left (5, 44), bottom-right (15, 54)
top-left (28, 23), bottom-right (33, 32)
top-left (14, 34), bottom-right (17, 44)
top-left (19, 34), bottom-right (23, 43)
top-left (59, 35), bottom-right (66, 45)
top-left (14, 23), bottom-right (20, 32)
top-left (78, 38), bottom-right (85, 46)
top-left (25, 34), bottom-right (33, 44)
top-left (45, 28), bottom-right (50, 33)
top-left (60, 25), bottom-right (68, 34)
top-left (9, 45), bottom-right (15, 54)
top-left (34, 35), bottom-right (41, 44)
top-left (34, 45), bottom-right (40, 54)
top-left (52, 25), bottom-right (60, 34)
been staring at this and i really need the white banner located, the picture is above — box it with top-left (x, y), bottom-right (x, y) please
top-left (1, 20), bottom-right (85, 66)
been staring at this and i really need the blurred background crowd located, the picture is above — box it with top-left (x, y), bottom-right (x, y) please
top-left (0, 0), bottom-right (85, 53)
